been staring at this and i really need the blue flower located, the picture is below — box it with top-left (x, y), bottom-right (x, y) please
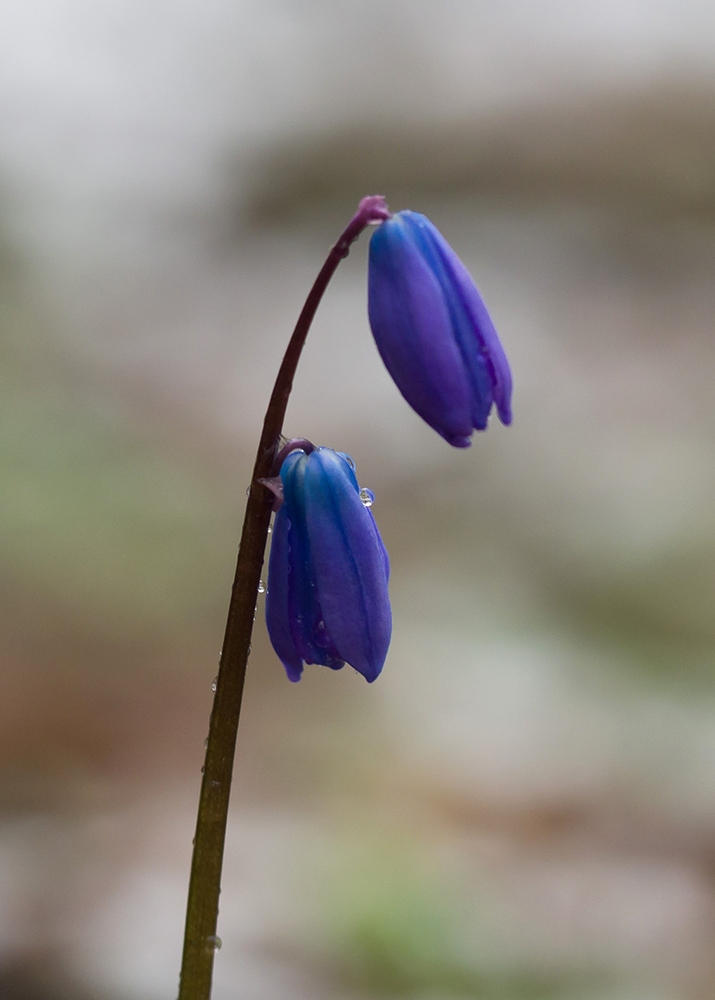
top-left (368, 210), bottom-right (512, 447)
top-left (265, 446), bottom-right (391, 683)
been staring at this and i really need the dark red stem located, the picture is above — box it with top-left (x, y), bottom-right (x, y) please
top-left (177, 195), bottom-right (390, 1000)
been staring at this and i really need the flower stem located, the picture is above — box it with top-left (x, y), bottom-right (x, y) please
top-left (177, 195), bottom-right (390, 1000)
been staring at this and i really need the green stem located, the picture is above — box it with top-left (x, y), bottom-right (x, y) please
top-left (177, 195), bottom-right (390, 1000)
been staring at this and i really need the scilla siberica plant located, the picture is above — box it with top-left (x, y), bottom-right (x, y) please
top-left (178, 196), bottom-right (512, 1000)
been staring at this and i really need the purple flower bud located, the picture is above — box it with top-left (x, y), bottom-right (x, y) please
top-left (265, 447), bottom-right (391, 683)
top-left (368, 210), bottom-right (513, 447)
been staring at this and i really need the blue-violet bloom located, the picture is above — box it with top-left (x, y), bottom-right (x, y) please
top-left (265, 446), bottom-right (391, 683)
top-left (368, 210), bottom-right (513, 447)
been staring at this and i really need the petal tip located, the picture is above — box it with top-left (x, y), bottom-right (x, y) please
top-left (356, 663), bottom-right (383, 683)
top-left (284, 661), bottom-right (303, 682)
top-left (446, 433), bottom-right (473, 448)
top-left (498, 403), bottom-right (513, 426)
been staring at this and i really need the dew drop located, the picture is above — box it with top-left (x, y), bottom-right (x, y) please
top-left (211, 676), bottom-right (218, 692)
top-left (313, 620), bottom-right (332, 649)
top-left (359, 488), bottom-right (374, 507)
top-left (247, 643), bottom-right (252, 655)
top-left (267, 524), bottom-right (273, 534)
top-left (206, 935), bottom-right (222, 952)
top-left (257, 580), bottom-right (265, 594)
top-left (203, 737), bottom-right (209, 748)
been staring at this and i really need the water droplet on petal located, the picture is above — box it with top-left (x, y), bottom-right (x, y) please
top-left (359, 488), bottom-right (374, 507)
top-left (211, 676), bottom-right (218, 692)
top-left (313, 620), bottom-right (333, 648)
top-left (257, 580), bottom-right (265, 594)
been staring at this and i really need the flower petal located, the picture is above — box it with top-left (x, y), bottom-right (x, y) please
top-left (281, 451), bottom-right (344, 671)
top-left (265, 503), bottom-right (303, 682)
top-left (368, 508), bottom-right (390, 582)
top-left (304, 450), bottom-right (391, 682)
top-left (404, 211), bottom-right (513, 426)
top-left (368, 216), bottom-right (474, 447)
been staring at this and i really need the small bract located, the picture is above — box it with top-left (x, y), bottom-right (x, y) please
top-left (368, 210), bottom-right (513, 447)
top-left (265, 446), bottom-right (391, 683)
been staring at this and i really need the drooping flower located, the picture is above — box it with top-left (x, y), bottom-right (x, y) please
top-left (368, 210), bottom-right (512, 447)
top-left (265, 445), bottom-right (391, 683)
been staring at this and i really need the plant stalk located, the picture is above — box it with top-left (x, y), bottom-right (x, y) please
top-left (177, 195), bottom-right (390, 1000)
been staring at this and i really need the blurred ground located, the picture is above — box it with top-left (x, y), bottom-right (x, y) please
top-left (0, 1), bottom-right (715, 999)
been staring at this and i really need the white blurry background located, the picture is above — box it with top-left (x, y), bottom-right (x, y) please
top-left (0, 2), bottom-right (715, 998)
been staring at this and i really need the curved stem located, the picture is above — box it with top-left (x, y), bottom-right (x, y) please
top-left (272, 437), bottom-right (316, 473)
top-left (178, 195), bottom-right (390, 1000)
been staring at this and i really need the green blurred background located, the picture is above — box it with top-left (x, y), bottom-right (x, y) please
top-left (1, 2), bottom-right (715, 998)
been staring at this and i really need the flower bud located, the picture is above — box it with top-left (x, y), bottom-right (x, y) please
top-left (368, 210), bottom-right (512, 447)
top-left (266, 447), bottom-right (391, 683)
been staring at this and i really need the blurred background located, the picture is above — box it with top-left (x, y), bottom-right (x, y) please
top-left (1, 1), bottom-right (715, 998)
